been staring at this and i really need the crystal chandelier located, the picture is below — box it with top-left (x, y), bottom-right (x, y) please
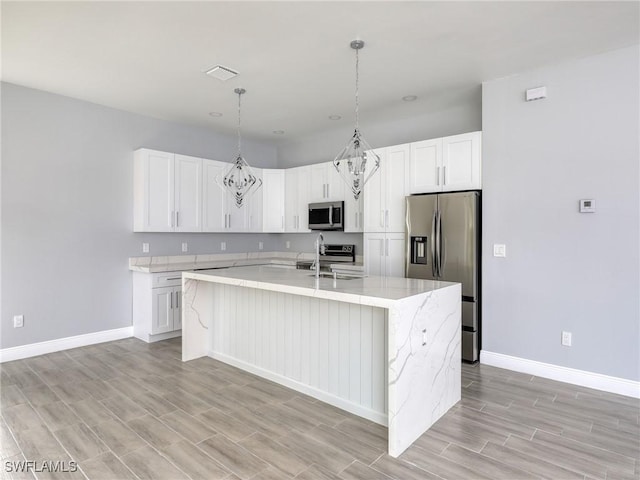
top-left (221, 88), bottom-right (262, 208)
top-left (333, 40), bottom-right (381, 200)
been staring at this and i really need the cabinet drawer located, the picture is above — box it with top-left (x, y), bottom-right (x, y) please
top-left (152, 272), bottom-right (184, 288)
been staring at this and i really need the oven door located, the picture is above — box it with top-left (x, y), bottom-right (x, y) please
top-left (308, 202), bottom-right (344, 230)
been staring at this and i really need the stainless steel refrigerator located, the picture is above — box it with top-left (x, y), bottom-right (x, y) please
top-left (405, 191), bottom-right (480, 362)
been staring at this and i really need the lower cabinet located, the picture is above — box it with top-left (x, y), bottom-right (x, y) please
top-left (364, 232), bottom-right (405, 278)
top-left (133, 272), bottom-right (183, 342)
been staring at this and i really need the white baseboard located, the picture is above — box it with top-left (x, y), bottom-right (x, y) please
top-left (0, 327), bottom-right (133, 363)
top-left (209, 351), bottom-right (388, 426)
top-left (481, 350), bottom-right (640, 399)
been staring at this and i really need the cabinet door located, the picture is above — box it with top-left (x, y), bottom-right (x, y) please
top-left (136, 150), bottom-right (175, 232)
top-left (151, 287), bottom-right (174, 334)
top-left (442, 131), bottom-right (481, 191)
top-left (385, 144), bottom-right (410, 233)
top-left (262, 170), bottom-right (285, 232)
top-left (248, 168), bottom-right (264, 232)
top-left (174, 154), bottom-right (202, 232)
top-left (385, 233), bottom-right (406, 278)
top-left (173, 287), bottom-right (182, 331)
top-left (344, 194), bottom-right (363, 233)
top-left (309, 163), bottom-right (327, 201)
top-left (225, 196), bottom-right (249, 232)
top-left (410, 139), bottom-right (442, 194)
top-left (202, 160), bottom-right (226, 232)
top-left (364, 233), bottom-right (386, 276)
top-left (325, 161), bottom-right (344, 201)
top-left (284, 169), bottom-right (299, 232)
top-left (296, 167), bottom-right (311, 232)
top-left (363, 149), bottom-right (385, 233)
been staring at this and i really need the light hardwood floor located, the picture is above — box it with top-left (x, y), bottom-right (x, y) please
top-left (1, 337), bottom-right (638, 479)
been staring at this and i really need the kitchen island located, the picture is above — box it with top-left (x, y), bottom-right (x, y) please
top-left (182, 265), bottom-right (461, 457)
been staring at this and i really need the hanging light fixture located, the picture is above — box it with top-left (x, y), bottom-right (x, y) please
top-left (333, 40), bottom-right (380, 200)
top-left (220, 87), bottom-right (262, 208)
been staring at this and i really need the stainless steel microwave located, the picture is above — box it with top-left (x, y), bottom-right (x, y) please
top-left (308, 201), bottom-right (344, 230)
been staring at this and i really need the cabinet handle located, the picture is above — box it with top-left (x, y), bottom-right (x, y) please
top-left (171, 211), bottom-right (175, 228)
top-left (380, 210), bottom-right (385, 228)
top-left (385, 210), bottom-right (390, 228)
top-left (176, 292), bottom-right (180, 309)
top-left (380, 239), bottom-right (384, 257)
top-left (228, 214), bottom-right (231, 229)
top-left (166, 277), bottom-right (181, 281)
top-left (176, 211), bottom-right (179, 227)
top-left (443, 166), bottom-right (447, 185)
top-left (355, 212), bottom-right (358, 228)
top-left (170, 292), bottom-right (173, 309)
top-left (386, 238), bottom-right (390, 257)
top-left (326, 183), bottom-right (330, 198)
top-left (437, 166), bottom-right (440, 186)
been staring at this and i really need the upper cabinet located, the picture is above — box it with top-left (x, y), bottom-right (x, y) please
top-left (363, 144), bottom-right (410, 233)
top-left (134, 149), bottom-right (202, 232)
top-left (309, 161), bottom-right (344, 202)
top-left (262, 169), bottom-right (285, 233)
top-left (285, 166), bottom-right (311, 233)
top-left (410, 131), bottom-right (482, 194)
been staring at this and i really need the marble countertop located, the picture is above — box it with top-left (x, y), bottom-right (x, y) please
top-left (129, 252), bottom-right (364, 274)
top-left (184, 265), bottom-right (457, 308)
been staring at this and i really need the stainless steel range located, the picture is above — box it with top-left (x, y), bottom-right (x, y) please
top-left (296, 244), bottom-right (355, 272)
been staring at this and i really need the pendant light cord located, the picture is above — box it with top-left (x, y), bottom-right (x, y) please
top-left (354, 47), bottom-right (359, 132)
top-left (237, 91), bottom-right (242, 156)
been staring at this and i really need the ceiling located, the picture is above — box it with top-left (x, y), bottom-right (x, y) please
top-left (3, 1), bottom-right (638, 142)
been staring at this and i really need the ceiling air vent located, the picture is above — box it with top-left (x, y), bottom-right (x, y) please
top-left (205, 65), bottom-right (239, 81)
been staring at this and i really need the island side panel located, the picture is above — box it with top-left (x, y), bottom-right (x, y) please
top-left (182, 277), bottom-right (215, 361)
top-left (387, 284), bottom-right (461, 457)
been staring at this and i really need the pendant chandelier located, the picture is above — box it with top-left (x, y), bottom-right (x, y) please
top-left (221, 87), bottom-right (262, 208)
top-left (333, 40), bottom-right (380, 201)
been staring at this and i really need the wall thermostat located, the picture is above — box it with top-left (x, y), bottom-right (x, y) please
top-left (579, 199), bottom-right (596, 213)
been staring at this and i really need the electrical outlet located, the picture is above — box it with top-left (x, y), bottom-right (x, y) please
top-left (13, 315), bottom-right (24, 328)
top-left (142, 243), bottom-right (149, 253)
top-left (562, 331), bottom-right (572, 347)
top-left (493, 244), bottom-right (506, 257)
top-left (220, 241), bottom-right (226, 251)
top-left (286, 241), bottom-right (291, 249)
top-left (258, 242), bottom-right (264, 251)
top-left (181, 242), bottom-right (188, 252)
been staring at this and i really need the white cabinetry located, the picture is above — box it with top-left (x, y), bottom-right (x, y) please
top-left (344, 194), bottom-right (364, 232)
top-left (363, 144), bottom-right (410, 233)
top-left (309, 161), bottom-right (344, 202)
top-left (285, 167), bottom-right (311, 232)
top-left (134, 149), bottom-right (202, 232)
top-left (133, 272), bottom-right (182, 342)
top-left (410, 131), bottom-right (481, 193)
top-left (262, 169), bottom-right (285, 232)
top-left (364, 233), bottom-right (405, 278)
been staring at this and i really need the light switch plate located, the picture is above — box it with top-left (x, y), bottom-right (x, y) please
top-left (13, 315), bottom-right (24, 328)
top-left (286, 241), bottom-right (291, 249)
top-left (562, 331), bottom-right (572, 347)
top-left (493, 244), bottom-right (506, 257)
top-left (181, 242), bottom-right (188, 252)
top-left (142, 243), bottom-right (149, 253)
top-left (220, 242), bottom-right (226, 251)
top-left (258, 242), bottom-right (264, 251)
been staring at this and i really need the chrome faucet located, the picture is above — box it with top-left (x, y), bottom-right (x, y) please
top-left (314, 233), bottom-right (325, 280)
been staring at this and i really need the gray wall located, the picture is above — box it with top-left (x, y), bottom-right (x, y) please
top-left (276, 96), bottom-right (482, 168)
top-left (1, 83), bottom-right (280, 349)
top-left (481, 46), bottom-right (639, 381)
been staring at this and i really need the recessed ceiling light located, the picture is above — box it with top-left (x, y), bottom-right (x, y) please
top-left (402, 95), bottom-right (418, 102)
top-left (328, 115), bottom-right (342, 120)
top-left (273, 130), bottom-right (285, 135)
top-left (204, 65), bottom-right (239, 81)
top-left (208, 112), bottom-right (223, 117)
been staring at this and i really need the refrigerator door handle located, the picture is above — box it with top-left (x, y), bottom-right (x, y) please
top-left (431, 209), bottom-right (437, 277)
top-left (437, 209), bottom-right (444, 276)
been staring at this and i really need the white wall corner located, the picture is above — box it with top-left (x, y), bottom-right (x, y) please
top-left (480, 350), bottom-right (640, 399)
top-left (0, 326), bottom-right (133, 363)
